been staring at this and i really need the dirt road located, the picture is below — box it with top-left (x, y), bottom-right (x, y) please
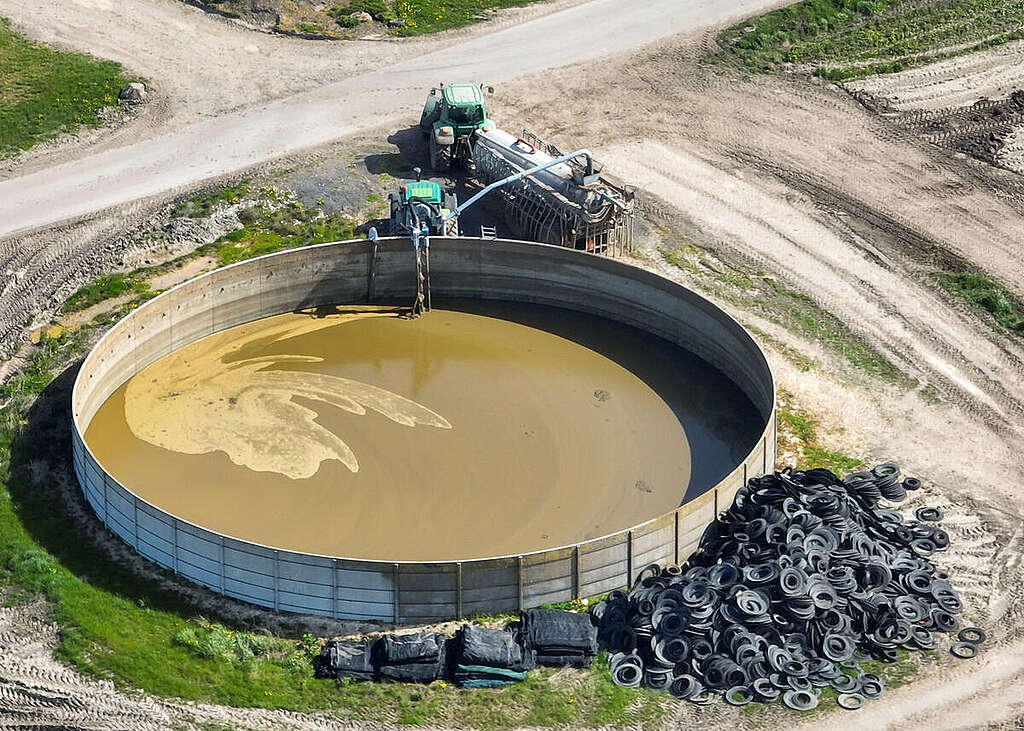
top-left (0, 0), bottom-right (784, 239)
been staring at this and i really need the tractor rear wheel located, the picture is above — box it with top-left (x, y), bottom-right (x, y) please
top-left (429, 136), bottom-right (451, 172)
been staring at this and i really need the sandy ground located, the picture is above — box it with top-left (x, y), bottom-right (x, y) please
top-left (3, 1), bottom-right (1024, 729)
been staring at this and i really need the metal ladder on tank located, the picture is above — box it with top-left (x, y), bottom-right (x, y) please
top-left (409, 206), bottom-right (432, 318)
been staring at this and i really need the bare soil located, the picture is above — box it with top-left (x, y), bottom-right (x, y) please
top-left (847, 41), bottom-right (1024, 175)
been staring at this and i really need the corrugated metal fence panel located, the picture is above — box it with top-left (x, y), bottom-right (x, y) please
top-left (631, 514), bottom-right (675, 571)
top-left (715, 464), bottom-right (747, 519)
top-left (169, 275), bottom-right (213, 354)
top-left (130, 300), bottom-right (173, 376)
top-left (276, 551), bottom-right (334, 616)
top-left (462, 559), bottom-right (518, 616)
top-left (578, 532), bottom-right (629, 599)
top-left (521, 547), bottom-right (574, 607)
top-left (398, 564), bottom-right (458, 622)
top-left (677, 492), bottom-right (716, 563)
top-left (334, 561), bottom-right (396, 621)
top-left (749, 438), bottom-right (767, 479)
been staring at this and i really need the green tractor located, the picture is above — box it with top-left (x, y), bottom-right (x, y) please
top-left (419, 83), bottom-right (494, 171)
top-left (388, 168), bottom-right (459, 236)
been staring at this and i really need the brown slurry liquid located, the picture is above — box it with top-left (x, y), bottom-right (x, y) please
top-left (85, 300), bottom-right (761, 561)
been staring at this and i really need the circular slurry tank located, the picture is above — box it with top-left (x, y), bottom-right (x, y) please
top-left (72, 238), bottom-right (776, 622)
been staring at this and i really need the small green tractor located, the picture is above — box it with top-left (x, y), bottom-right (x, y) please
top-left (388, 168), bottom-right (459, 236)
top-left (418, 83), bottom-right (494, 171)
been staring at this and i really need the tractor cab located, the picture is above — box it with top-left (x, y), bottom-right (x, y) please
top-left (399, 179), bottom-right (445, 207)
top-left (419, 83), bottom-right (494, 171)
top-left (388, 169), bottom-right (458, 237)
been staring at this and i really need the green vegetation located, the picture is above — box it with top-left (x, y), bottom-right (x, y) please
top-left (201, 194), bottom-right (357, 267)
top-left (0, 16), bottom-right (136, 156)
top-left (63, 273), bottom-right (152, 312)
top-left (392, 0), bottom-right (544, 35)
top-left (330, 0), bottom-right (545, 35)
top-left (171, 181), bottom-right (251, 218)
top-left (744, 324), bottom-right (818, 373)
top-left (717, 0), bottom-right (1024, 80)
top-left (662, 244), bottom-right (910, 386)
top-left (776, 389), bottom-right (864, 473)
top-left (940, 271), bottom-right (1024, 336)
top-left (761, 276), bottom-right (909, 385)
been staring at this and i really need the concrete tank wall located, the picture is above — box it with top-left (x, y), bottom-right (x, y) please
top-left (72, 237), bottom-right (776, 623)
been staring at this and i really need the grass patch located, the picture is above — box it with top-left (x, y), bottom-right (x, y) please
top-left (776, 388), bottom-right (864, 473)
top-left (716, 0), bottom-right (1024, 80)
top-left (63, 273), bottom-right (152, 313)
top-left (393, 0), bottom-right (545, 36)
top-left (200, 195), bottom-right (357, 267)
top-left (940, 271), bottom-right (1024, 336)
top-left (0, 16), bottom-right (137, 156)
top-left (171, 181), bottom-right (250, 218)
top-left (63, 184), bottom-right (361, 319)
top-left (744, 324), bottom-right (818, 373)
top-left (761, 277), bottom-right (909, 385)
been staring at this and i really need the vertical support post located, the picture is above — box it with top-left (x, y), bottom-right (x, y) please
top-left (132, 497), bottom-right (139, 550)
top-left (456, 562), bottom-right (463, 619)
top-left (517, 556), bottom-right (524, 611)
top-left (626, 530), bottom-right (633, 587)
top-left (393, 563), bottom-right (401, 624)
top-left (101, 475), bottom-right (109, 524)
top-left (572, 546), bottom-right (581, 599)
top-left (172, 518), bottom-right (179, 575)
top-left (332, 558), bottom-right (339, 620)
top-left (219, 536), bottom-right (226, 592)
top-left (272, 550), bottom-right (280, 613)
top-left (673, 510), bottom-right (679, 566)
top-left (772, 413), bottom-right (778, 471)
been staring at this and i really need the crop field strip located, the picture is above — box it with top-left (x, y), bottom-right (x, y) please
top-left (717, 0), bottom-right (1024, 81)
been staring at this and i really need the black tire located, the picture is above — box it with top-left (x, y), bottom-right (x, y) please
top-left (428, 136), bottom-right (451, 172)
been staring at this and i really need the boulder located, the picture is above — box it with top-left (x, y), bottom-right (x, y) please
top-left (118, 82), bottom-right (147, 103)
top-left (350, 10), bottom-right (372, 22)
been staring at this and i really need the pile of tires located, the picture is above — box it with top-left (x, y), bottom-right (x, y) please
top-left (590, 464), bottom-right (982, 711)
